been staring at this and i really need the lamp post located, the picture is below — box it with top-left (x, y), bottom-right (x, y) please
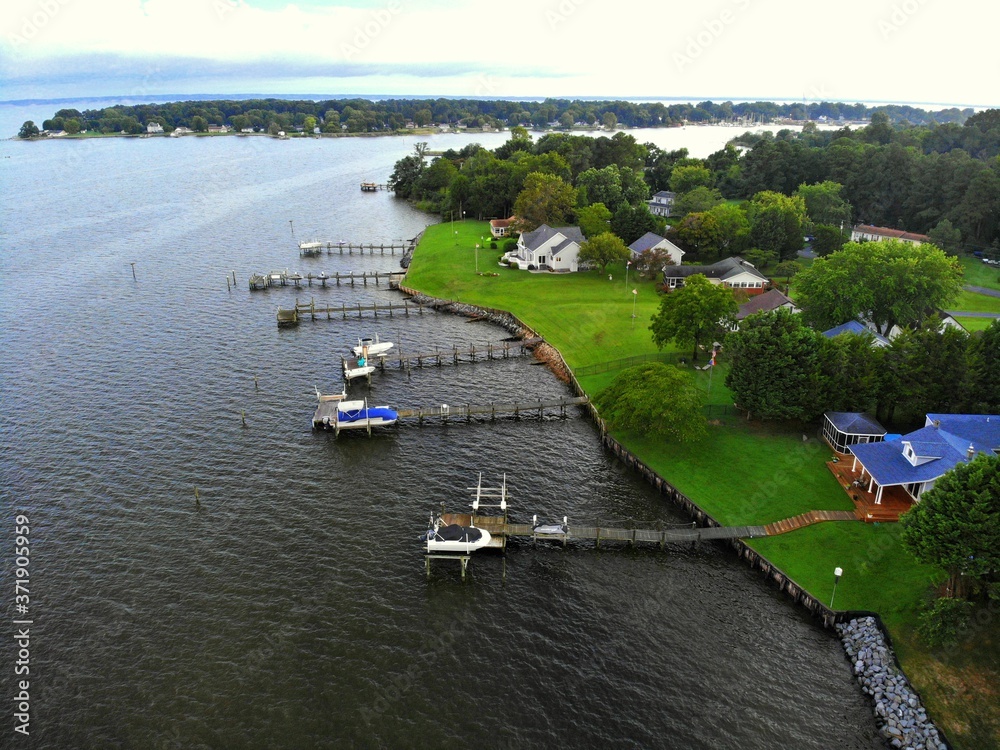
top-left (475, 243), bottom-right (479, 273)
top-left (830, 566), bottom-right (844, 608)
top-left (631, 288), bottom-right (637, 327)
top-left (624, 259), bottom-right (630, 296)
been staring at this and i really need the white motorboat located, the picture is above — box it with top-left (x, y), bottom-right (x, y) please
top-left (343, 356), bottom-right (376, 380)
top-left (421, 516), bottom-right (492, 553)
top-left (352, 335), bottom-right (394, 357)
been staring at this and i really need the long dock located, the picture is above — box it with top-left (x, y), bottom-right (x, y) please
top-left (298, 239), bottom-right (409, 256)
top-left (341, 338), bottom-right (543, 375)
top-left (278, 299), bottom-right (433, 325)
top-left (250, 270), bottom-right (404, 290)
top-left (396, 395), bottom-right (589, 421)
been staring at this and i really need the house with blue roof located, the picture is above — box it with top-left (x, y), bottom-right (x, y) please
top-left (849, 414), bottom-right (1000, 506)
top-left (822, 321), bottom-right (891, 347)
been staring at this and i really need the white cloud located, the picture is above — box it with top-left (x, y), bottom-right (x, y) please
top-left (1, 0), bottom-right (998, 106)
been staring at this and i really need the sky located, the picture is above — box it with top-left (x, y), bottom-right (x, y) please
top-left (1, 0), bottom-right (998, 107)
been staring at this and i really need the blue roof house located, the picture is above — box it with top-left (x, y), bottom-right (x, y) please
top-left (849, 414), bottom-right (1000, 506)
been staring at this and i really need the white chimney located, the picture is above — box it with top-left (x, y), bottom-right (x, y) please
top-left (967, 444), bottom-right (975, 460)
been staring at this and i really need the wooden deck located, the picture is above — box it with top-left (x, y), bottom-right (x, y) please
top-left (826, 457), bottom-right (914, 522)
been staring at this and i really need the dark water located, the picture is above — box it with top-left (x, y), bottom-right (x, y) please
top-left (0, 132), bottom-right (883, 749)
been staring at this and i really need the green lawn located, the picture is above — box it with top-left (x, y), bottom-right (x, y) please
top-left (956, 316), bottom-right (998, 332)
top-left (951, 290), bottom-right (1000, 314)
top-left (959, 255), bottom-right (1000, 291)
top-left (407, 221), bottom-right (665, 367)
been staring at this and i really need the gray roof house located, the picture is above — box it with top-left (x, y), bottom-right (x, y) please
top-left (662, 256), bottom-right (769, 294)
top-left (504, 224), bottom-right (585, 273)
top-left (627, 232), bottom-right (684, 266)
top-left (648, 190), bottom-right (676, 217)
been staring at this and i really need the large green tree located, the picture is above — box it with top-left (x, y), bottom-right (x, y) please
top-left (967, 319), bottom-right (1000, 412)
top-left (513, 172), bottom-right (577, 232)
top-left (593, 363), bottom-right (706, 441)
top-left (577, 202), bottom-right (613, 238)
top-left (610, 204), bottom-right (657, 245)
top-left (900, 454), bottom-right (1000, 598)
top-left (795, 180), bottom-right (852, 227)
top-left (18, 121), bottom-right (39, 138)
top-left (578, 232), bottom-right (630, 273)
top-left (670, 164), bottom-right (714, 194)
top-left (795, 240), bottom-right (964, 335)
top-left (746, 191), bottom-right (807, 260)
top-left (650, 274), bottom-right (737, 361)
top-left (674, 186), bottom-right (724, 216)
top-left (724, 308), bottom-right (826, 420)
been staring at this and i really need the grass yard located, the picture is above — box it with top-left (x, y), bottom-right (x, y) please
top-left (951, 290), bottom-right (1000, 314)
top-left (406, 221), bottom-right (666, 367)
top-left (959, 255), bottom-right (1000, 291)
top-left (956, 316), bottom-right (998, 332)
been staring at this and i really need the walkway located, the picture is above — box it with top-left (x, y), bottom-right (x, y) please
top-left (763, 510), bottom-right (859, 536)
top-left (963, 284), bottom-right (1000, 298)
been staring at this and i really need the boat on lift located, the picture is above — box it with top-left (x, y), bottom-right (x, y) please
top-left (420, 515), bottom-right (492, 553)
top-left (343, 353), bottom-right (376, 381)
top-left (333, 398), bottom-right (398, 429)
top-left (352, 334), bottom-right (394, 357)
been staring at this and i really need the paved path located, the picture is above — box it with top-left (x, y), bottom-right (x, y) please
top-left (963, 284), bottom-right (1000, 298)
top-left (946, 311), bottom-right (1000, 318)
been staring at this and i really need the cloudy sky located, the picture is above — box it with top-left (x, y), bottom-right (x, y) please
top-left (1, 0), bottom-right (997, 107)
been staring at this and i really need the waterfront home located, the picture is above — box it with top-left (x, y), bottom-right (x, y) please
top-left (662, 256), bottom-right (769, 294)
top-left (850, 224), bottom-right (930, 245)
top-left (647, 190), bottom-right (676, 217)
top-left (627, 232), bottom-right (684, 266)
top-left (849, 414), bottom-right (1000, 505)
top-left (490, 216), bottom-right (516, 239)
top-left (207, 124), bottom-right (229, 134)
top-left (146, 122), bottom-right (163, 134)
top-left (822, 320), bottom-right (891, 347)
top-left (732, 289), bottom-right (799, 329)
top-left (503, 224), bottom-right (584, 272)
top-left (822, 412), bottom-right (888, 455)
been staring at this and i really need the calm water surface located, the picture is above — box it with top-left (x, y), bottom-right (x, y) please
top-left (0, 131), bottom-right (883, 748)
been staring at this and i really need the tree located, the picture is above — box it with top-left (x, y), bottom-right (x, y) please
top-left (670, 164), bottom-right (714, 194)
top-left (928, 218), bottom-right (962, 254)
top-left (673, 212), bottom-right (723, 259)
top-left (577, 202), bottom-right (612, 238)
top-left (795, 240), bottom-right (964, 335)
top-left (512, 172), bottom-right (576, 232)
top-left (900, 454), bottom-right (1000, 598)
top-left (577, 166), bottom-right (623, 211)
top-left (706, 202), bottom-right (750, 258)
top-left (673, 186), bottom-right (724, 216)
top-left (746, 191), bottom-right (806, 260)
top-left (650, 274), bottom-right (737, 361)
top-left (18, 121), bottom-right (39, 138)
top-left (579, 232), bottom-right (630, 273)
top-left (724, 308), bottom-right (826, 420)
top-left (811, 224), bottom-right (849, 256)
top-left (602, 112), bottom-right (617, 129)
top-left (389, 154), bottom-right (425, 199)
top-left (634, 247), bottom-right (676, 279)
top-left (593, 363), bottom-right (706, 442)
top-left (191, 115), bottom-right (208, 132)
top-left (967, 319), bottom-right (1000, 412)
top-left (64, 118), bottom-right (81, 135)
top-left (888, 319), bottom-right (970, 416)
top-left (774, 260), bottom-right (802, 279)
top-left (610, 204), bottom-right (656, 245)
top-left (303, 115), bottom-right (317, 132)
top-left (795, 181), bottom-right (852, 227)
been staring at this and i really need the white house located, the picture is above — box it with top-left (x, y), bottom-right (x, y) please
top-left (662, 256), bottom-right (769, 294)
top-left (627, 232), bottom-right (684, 266)
top-left (503, 224), bottom-right (584, 272)
top-left (490, 216), bottom-right (516, 239)
top-left (146, 122), bottom-right (163, 134)
top-left (732, 289), bottom-right (799, 329)
top-left (647, 191), bottom-right (676, 217)
top-left (850, 224), bottom-right (929, 245)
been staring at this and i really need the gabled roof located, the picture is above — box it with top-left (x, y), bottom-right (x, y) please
top-left (825, 412), bottom-right (886, 436)
top-left (735, 289), bottom-right (796, 319)
top-left (822, 321), bottom-right (891, 347)
top-left (663, 256), bottom-right (768, 282)
top-left (490, 216), bottom-right (515, 228)
top-left (851, 414), bottom-right (1000, 487)
top-left (628, 232), bottom-right (669, 254)
top-left (652, 190), bottom-right (676, 199)
top-left (520, 224), bottom-right (584, 251)
top-left (853, 224), bottom-right (930, 243)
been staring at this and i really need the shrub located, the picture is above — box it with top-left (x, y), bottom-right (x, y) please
top-left (490, 241), bottom-right (498, 249)
top-left (503, 239), bottom-right (517, 252)
top-left (918, 597), bottom-right (975, 648)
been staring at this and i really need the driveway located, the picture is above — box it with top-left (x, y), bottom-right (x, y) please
top-left (964, 284), bottom-right (1000, 298)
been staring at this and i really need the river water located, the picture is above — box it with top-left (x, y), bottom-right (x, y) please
top-left (0, 124), bottom-right (883, 748)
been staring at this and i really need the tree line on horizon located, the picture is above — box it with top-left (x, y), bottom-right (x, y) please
top-left (25, 97), bottom-right (974, 137)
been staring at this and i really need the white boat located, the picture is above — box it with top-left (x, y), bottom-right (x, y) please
top-left (335, 399), bottom-right (398, 429)
top-left (343, 355), bottom-right (376, 381)
top-left (421, 516), bottom-right (492, 553)
top-left (352, 335), bottom-right (394, 357)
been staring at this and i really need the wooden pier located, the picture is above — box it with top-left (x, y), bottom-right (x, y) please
top-left (298, 239), bottom-right (409, 256)
top-left (341, 338), bottom-right (543, 375)
top-left (360, 182), bottom-right (392, 192)
top-left (250, 270), bottom-right (404, 290)
top-left (279, 299), bottom-right (433, 325)
top-left (396, 395), bottom-right (589, 421)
